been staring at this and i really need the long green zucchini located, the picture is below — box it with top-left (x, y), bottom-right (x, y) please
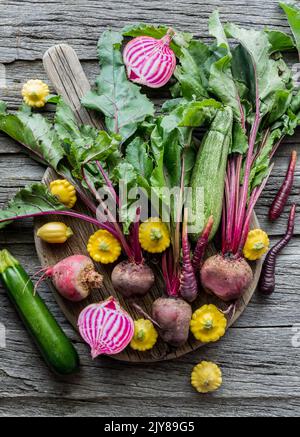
top-left (0, 249), bottom-right (79, 375)
top-left (188, 107), bottom-right (233, 242)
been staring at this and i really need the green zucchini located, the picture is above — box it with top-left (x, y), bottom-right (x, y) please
top-left (188, 107), bottom-right (233, 242)
top-left (0, 249), bottom-right (79, 375)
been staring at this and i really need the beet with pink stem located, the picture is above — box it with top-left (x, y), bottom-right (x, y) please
top-left (200, 54), bottom-right (278, 302)
top-left (36, 255), bottom-right (103, 302)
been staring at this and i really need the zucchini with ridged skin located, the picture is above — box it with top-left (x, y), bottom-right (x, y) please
top-left (189, 107), bottom-right (233, 242)
top-left (0, 249), bottom-right (79, 375)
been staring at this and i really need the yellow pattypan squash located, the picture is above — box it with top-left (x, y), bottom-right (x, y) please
top-left (243, 229), bottom-right (270, 261)
top-left (22, 79), bottom-right (50, 108)
top-left (130, 319), bottom-right (158, 351)
top-left (190, 304), bottom-right (227, 343)
top-left (87, 230), bottom-right (121, 264)
top-left (139, 218), bottom-right (170, 253)
top-left (50, 179), bottom-right (77, 208)
top-left (37, 222), bottom-right (73, 244)
top-left (191, 361), bottom-right (222, 393)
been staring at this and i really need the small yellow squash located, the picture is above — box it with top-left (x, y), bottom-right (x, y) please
top-left (21, 79), bottom-right (50, 108)
top-left (243, 229), bottom-right (270, 261)
top-left (139, 217), bottom-right (170, 253)
top-left (190, 304), bottom-right (227, 343)
top-left (130, 319), bottom-right (158, 351)
top-left (87, 230), bottom-right (121, 264)
top-left (191, 361), bottom-right (222, 393)
top-left (50, 179), bottom-right (77, 208)
top-left (37, 222), bottom-right (73, 244)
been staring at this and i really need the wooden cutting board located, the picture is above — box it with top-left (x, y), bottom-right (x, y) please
top-left (34, 44), bottom-right (263, 362)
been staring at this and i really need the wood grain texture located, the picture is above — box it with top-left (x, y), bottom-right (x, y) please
top-left (0, 0), bottom-right (299, 416)
top-left (0, 0), bottom-right (295, 62)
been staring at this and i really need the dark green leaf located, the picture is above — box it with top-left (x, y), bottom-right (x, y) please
top-left (178, 99), bottom-right (222, 127)
top-left (265, 29), bottom-right (295, 53)
top-left (49, 95), bottom-right (121, 177)
top-left (208, 11), bottom-right (243, 119)
top-left (0, 101), bottom-right (64, 169)
top-left (280, 2), bottom-right (300, 56)
top-left (125, 137), bottom-right (153, 180)
top-left (0, 183), bottom-right (65, 229)
top-left (225, 23), bottom-right (292, 117)
top-left (250, 128), bottom-right (282, 189)
top-left (112, 161), bottom-right (149, 233)
top-left (231, 121), bottom-right (248, 154)
top-left (174, 40), bottom-right (211, 100)
top-left (268, 89), bottom-right (293, 124)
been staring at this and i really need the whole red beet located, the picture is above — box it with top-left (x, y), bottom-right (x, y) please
top-left (201, 254), bottom-right (253, 302)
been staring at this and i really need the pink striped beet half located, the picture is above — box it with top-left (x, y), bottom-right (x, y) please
top-left (78, 296), bottom-right (134, 358)
top-left (123, 30), bottom-right (176, 88)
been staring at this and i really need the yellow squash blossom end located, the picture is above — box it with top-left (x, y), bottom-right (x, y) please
top-left (50, 179), bottom-right (77, 209)
top-left (139, 217), bottom-right (170, 253)
top-left (22, 79), bottom-right (50, 108)
top-left (87, 230), bottom-right (121, 264)
top-left (191, 361), bottom-right (222, 393)
top-left (130, 319), bottom-right (158, 351)
top-left (243, 229), bottom-right (270, 261)
top-left (190, 304), bottom-right (227, 343)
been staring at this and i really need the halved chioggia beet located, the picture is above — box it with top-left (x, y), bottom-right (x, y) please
top-left (78, 296), bottom-right (134, 358)
top-left (123, 29), bottom-right (176, 88)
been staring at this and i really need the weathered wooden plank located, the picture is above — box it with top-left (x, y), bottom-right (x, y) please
top-left (43, 45), bottom-right (105, 128)
top-left (0, 315), bottom-right (299, 400)
top-left (0, 0), bottom-right (295, 62)
top-left (0, 396), bottom-right (299, 417)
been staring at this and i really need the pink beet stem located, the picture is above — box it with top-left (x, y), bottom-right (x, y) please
top-left (162, 249), bottom-right (180, 297)
top-left (223, 63), bottom-right (262, 256)
top-left (269, 150), bottom-right (297, 221)
top-left (162, 251), bottom-right (171, 295)
top-left (237, 164), bottom-right (273, 256)
top-left (0, 210), bottom-right (119, 238)
top-left (82, 166), bottom-right (134, 259)
top-left (131, 207), bottom-right (143, 264)
top-left (192, 215), bottom-right (214, 272)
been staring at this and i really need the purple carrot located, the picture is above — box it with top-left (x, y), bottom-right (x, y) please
top-left (192, 215), bottom-right (214, 272)
top-left (259, 204), bottom-right (296, 295)
top-left (179, 209), bottom-right (198, 303)
top-left (269, 150), bottom-right (297, 221)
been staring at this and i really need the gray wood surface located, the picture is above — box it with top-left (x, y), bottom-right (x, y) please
top-left (0, 0), bottom-right (300, 417)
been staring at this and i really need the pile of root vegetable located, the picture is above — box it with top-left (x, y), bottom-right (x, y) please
top-left (0, 2), bottom-right (299, 392)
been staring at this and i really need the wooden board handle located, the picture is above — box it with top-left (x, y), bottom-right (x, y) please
top-left (43, 44), bottom-right (104, 129)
